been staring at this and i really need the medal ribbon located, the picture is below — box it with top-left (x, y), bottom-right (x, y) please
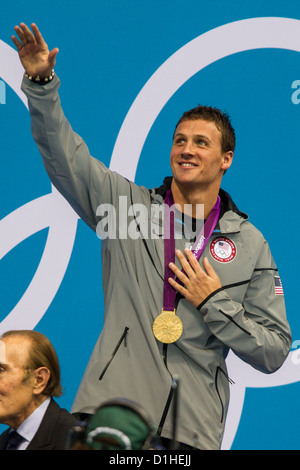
top-left (163, 189), bottom-right (221, 311)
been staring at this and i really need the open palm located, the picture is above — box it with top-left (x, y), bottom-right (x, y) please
top-left (11, 23), bottom-right (58, 78)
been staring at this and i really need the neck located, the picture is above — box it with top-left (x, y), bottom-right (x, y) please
top-left (7, 395), bottom-right (48, 430)
top-left (171, 180), bottom-right (220, 219)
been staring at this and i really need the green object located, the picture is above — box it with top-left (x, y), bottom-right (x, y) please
top-left (85, 400), bottom-right (155, 450)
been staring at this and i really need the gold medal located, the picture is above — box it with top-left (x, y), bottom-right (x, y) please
top-left (153, 309), bottom-right (183, 343)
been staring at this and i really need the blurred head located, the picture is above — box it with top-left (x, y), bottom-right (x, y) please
top-left (83, 398), bottom-right (155, 450)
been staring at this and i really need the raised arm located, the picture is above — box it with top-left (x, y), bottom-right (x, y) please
top-left (11, 23), bottom-right (133, 231)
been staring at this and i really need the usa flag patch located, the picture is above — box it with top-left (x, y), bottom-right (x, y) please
top-left (274, 276), bottom-right (284, 296)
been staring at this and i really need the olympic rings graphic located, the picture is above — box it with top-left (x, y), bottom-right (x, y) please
top-left (0, 39), bottom-right (79, 334)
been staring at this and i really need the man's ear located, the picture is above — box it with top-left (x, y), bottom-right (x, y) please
top-left (221, 151), bottom-right (233, 172)
top-left (32, 367), bottom-right (50, 395)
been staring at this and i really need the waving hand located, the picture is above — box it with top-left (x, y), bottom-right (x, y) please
top-left (11, 23), bottom-right (59, 78)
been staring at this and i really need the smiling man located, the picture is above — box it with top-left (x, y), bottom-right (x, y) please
top-left (170, 109), bottom-right (233, 219)
top-left (11, 22), bottom-right (292, 450)
top-left (167, 106), bottom-right (235, 309)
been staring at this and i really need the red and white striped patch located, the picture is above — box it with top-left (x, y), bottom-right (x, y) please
top-left (274, 276), bottom-right (284, 296)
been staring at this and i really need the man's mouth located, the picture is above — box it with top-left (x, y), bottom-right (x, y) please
top-left (179, 162), bottom-right (198, 167)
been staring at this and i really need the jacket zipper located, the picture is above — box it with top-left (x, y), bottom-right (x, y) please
top-left (157, 294), bottom-right (183, 434)
top-left (99, 327), bottom-right (129, 380)
top-left (157, 343), bottom-right (174, 435)
top-left (215, 366), bottom-right (235, 423)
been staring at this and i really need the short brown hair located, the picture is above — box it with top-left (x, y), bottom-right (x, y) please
top-left (1, 330), bottom-right (63, 397)
top-left (174, 105), bottom-right (236, 153)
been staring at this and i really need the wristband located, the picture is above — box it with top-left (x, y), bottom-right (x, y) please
top-left (24, 69), bottom-right (55, 85)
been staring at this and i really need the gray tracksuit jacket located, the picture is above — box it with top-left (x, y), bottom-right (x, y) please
top-left (22, 75), bottom-right (292, 450)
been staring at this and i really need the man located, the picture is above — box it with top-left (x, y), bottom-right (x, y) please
top-left (11, 23), bottom-right (292, 450)
top-left (0, 330), bottom-right (78, 450)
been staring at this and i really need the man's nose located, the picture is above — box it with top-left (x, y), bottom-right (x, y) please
top-left (181, 141), bottom-right (194, 157)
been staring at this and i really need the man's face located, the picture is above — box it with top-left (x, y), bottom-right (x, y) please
top-left (170, 119), bottom-right (233, 191)
top-left (0, 336), bottom-right (36, 429)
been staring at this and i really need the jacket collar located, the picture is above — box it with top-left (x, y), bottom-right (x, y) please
top-left (151, 176), bottom-right (248, 234)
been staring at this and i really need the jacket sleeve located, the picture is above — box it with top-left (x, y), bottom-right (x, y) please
top-left (199, 240), bottom-right (292, 373)
top-left (21, 75), bottom-right (129, 232)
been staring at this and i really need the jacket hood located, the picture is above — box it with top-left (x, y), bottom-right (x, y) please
top-left (150, 176), bottom-right (248, 234)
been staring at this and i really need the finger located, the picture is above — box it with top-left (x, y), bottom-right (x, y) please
top-left (203, 257), bottom-right (218, 278)
top-left (31, 23), bottom-right (47, 47)
top-left (168, 276), bottom-right (197, 305)
top-left (175, 249), bottom-right (195, 277)
top-left (49, 48), bottom-right (59, 64)
top-left (183, 248), bottom-right (203, 273)
top-left (14, 25), bottom-right (27, 44)
top-left (11, 35), bottom-right (23, 51)
top-left (168, 277), bottom-right (188, 296)
top-left (19, 23), bottom-right (36, 43)
top-left (168, 262), bottom-right (189, 285)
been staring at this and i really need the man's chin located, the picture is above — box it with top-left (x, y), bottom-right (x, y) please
top-left (173, 177), bottom-right (201, 189)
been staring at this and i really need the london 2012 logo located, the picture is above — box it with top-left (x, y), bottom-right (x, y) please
top-left (1, 17), bottom-right (300, 449)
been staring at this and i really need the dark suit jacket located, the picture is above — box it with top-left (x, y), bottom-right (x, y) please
top-left (0, 398), bottom-right (78, 450)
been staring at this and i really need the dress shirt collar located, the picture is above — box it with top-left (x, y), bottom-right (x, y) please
top-left (11, 396), bottom-right (51, 450)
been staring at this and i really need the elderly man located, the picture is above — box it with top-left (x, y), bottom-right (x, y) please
top-left (0, 330), bottom-right (77, 450)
